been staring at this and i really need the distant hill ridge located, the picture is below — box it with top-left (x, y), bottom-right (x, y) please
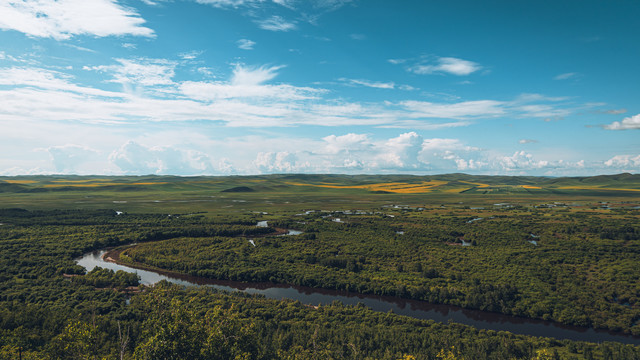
top-left (0, 173), bottom-right (638, 194)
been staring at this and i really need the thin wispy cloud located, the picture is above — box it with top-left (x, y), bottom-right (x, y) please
top-left (409, 57), bottom-right (482, 76)
top-left (255, 15), bottom-right (297, 31)
top-left (84, 58), bottom-right (177, 86)
top-left (237, 39), bottom-right (256, 50)
top-left (554, 72), bottom-right (580, 80)
top-left (1, 62), bottom-right (578, 131)
top-left (519, 139), bottom-right (538, 144)
top-left (593, 108), bottom-right (627, 115)
top-left (231, 64), bottom-right (283, 85)
top-left (179, 51), bottom-right (203, 60)
top-left (399, 100), bottom-right (504, 119)
top-left (0, 0), bottom-right (154, 39)
top-left (195, 0), bottom-right (265, 8)
top-left (340, 78), bottom-right (395, 89)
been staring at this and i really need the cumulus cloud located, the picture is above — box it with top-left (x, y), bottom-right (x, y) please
top-left (109, 141), bottom-right (214, 175)
top-left (376, 132), bottom-right (423, 169)
top-left (604, 114), bottom-right (640, 130)
top-left (604, 154), bottom-right (640, 168)
top-left (254, 151), bottom-right (301, 173)
top-left (497, 151), bottom-right (549, 171)
top-left (255, 16), bottom-right (296, 31)
top-left (46, 144), bottom-right (100, 173)
top-left (0, 0), bottom-right (154, 40)
top-left (315, 133), bottom-right (479, 173)
top-left (322, 133), bottom-right (372, 154)
top-left (237, 39), bottom-right (256, 50)
top-left (409, 57), bottom-right (481, 76)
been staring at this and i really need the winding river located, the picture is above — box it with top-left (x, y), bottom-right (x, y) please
top-left (77, 241), bottom-right (640, 345)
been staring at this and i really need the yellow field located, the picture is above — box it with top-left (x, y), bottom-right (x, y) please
top-left (521, 185), bottom-right (542, 189)
top-left (460, 181), bottom-right (491, 188)
top-left (557, 186), bottom-right (640, 192)
top-left (50, 179), bottom-right (112, 183)
top-left (43, 182), bottom-right (167, 188)
top-left (3, 180), bottom-right (38, 184)
top-left (287, 180), bottom-right (449, 193)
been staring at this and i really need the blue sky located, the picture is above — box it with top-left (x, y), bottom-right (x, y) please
top-left (1, 0), bottom-right (639, 176)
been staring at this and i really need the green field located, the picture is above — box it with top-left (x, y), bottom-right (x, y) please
top-left (1, 174), bottom-right (640, 359)
top-left (1, 173), bottom-right (639, 213)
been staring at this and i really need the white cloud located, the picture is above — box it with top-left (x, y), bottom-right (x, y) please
top-left (197, 67), bottom-right (215, 77)
top-left (180, 81), bottom-right (320, 101)
top-left (519, 139), bottom-right (538, 144)
top-left (0, 0), bottom-right (154, 40)
top-left (231, 64), bottom-right (282, 85)
top-left (109, 141), bottom-right (214, 175)
top-left (255, 15), bottom-right (297, 31)
top-left (497, 151), bottom-right (550, 171)
top-left (399, 100), bottom-right (504, 119)
top-left (254, 151), bottom-right (301, 173)
top-left (195, 0), bottom-right (264, 7)
top-left (0, 64), bottom-right (576, 132)
top-left (180, 64), bottom-right (321, 100)
top-left (179, 51), bottom-right (203, 60)
top-left (387, 59), bottom-right (406, 65)
top-left (0, 51), bottom-right (18, 62)
top-left (376, 132), bottom-right (423, 169)
top-left (508, 94), bottom-right (573, 119)
top-left (84, 58), bottom-right (177, 86)
top-left (237, 39), bottom-right (256, 50)
top-left (64, 44), bottom-right (96, 53)
top-left (409, 57), bottom-right (481, 76)
top-left (322, 133), bottom-right (372, 154)
top-left (554, 72), bottom-right (580, 80)
top-left (604, 114), bottom-right (640, 130)
top-left (512, 93), bottom-right (569, 103)
top-left (592, 108), bottom-right (627, 115)
top-left (45, 144), bottom-right (100, 173)
top-left (0, 67), bottom-right (127, 98)
top-left (421, 138), bottom-right (470, 151)
top-left (604, 154), bottom-right (640, 168)
top-left (340, 78), bottom-right (395, 89)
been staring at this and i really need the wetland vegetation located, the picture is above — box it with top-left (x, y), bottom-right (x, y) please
top-left (1, 173), bottom-right (640, 359)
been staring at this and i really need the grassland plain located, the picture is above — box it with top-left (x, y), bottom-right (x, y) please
top-left (1, 173), bottom-right (640, 359)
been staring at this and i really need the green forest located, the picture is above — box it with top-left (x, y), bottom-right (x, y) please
top-left (1, 174), bottom-right (640, 359)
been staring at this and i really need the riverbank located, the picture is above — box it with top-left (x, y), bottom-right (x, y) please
top-left (76, 246), bottom-right (640, 345)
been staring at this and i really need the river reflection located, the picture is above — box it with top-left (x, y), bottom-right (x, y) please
top-left (77, 250), bottom-right (640, 345)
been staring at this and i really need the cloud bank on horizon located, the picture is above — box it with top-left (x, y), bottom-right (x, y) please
top-left (0, 0), bottom-right (639, 176)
